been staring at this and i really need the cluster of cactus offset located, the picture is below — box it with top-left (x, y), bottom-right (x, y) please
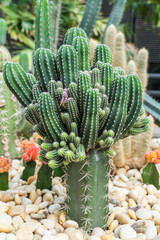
top-left (0, 18), bottom-right (21, 158)
top-left (3, 25), bottom-right (149, 229)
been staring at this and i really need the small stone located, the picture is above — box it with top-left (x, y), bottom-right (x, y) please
top-left (109, 220), bottom-right (118, 231)
top-left (0, 213), bottom-right (12, 224)
top-left (119, 174), bottom-right (129, 182)
top-left (128, 209), bottom-right (137, 220)
top-left (39, 201), bottom-right (49, 209)
top-left (128, 199), bottom-right (137, 208)
top-left (31, 213), bottom-right (46, 219)
top-left (22, 197), bottom-right (32, 205)
top-left (136, 208), bottom-right (152, 220)
top-left (48, 204), bottom-right (61, 214)
top-left (36, 226), bottom-right (52, 236)
top-left (88, 237), bottom-right (101, 240)
top-left (6, 201), bottom-right (15, 207)
top-left (106, 213), bottom-right (115, 226)
top-left (42, 236), bottom-right (58, 240)
top-left (59, 212), bottom-right (66, 224)
top-left (145, 223), bottom-right (157, 240)
top-left (12, 215), bottom-right (24, 230)
top-left (52, 185), bottom-right (62, 195)
top-left (21, 221), bottom-right (40, 232)
top-left (101, 235), bottom-right (116, 240)
top-left (128, 190), bottom-right (138, 202)
top-left (0, 201), bottom-right (9, 213)
top-left (147, 195), bottom-right (157, 206)
top-left (92, 227), bottom-right (105, 237)
top-left (19, 212), bottom-right (31, 222)
top-left (113, 181), bottom-right (127, 188)
top-left (12, 160), bottom-right (20, 169)
top-left (136, 233), bottom-right (146, 240)
top-left (14, 194), bottom-right (22, 205)
top-left (26, 204), bottom-right (39, 214)
top-left (0, 233), bottom-right (6, 240)
top-left (116, 168), bottom-right (126, 176)
top-left (41, 219), bottom-right (56, 229)
top-left (16, 228), bottom-right (33, 240)
top-left (119, 226), bottom-right (137, 240)
top-left (6, 233), bottom-right (17, 240)
top-left (134, 186), bottom-right (147, 197)
top-left (54, 197), bottom-right (65, 204)
top-left (153, 204), bottom-right (160, 212)
top-left (35, 196), bottom-right (42, 205)
top-left (63, 220), bottom-right (78, 229)
top-left (0, 224), bottom-right (13, 233)
top-left (1, 193), bottom-right (13, 202)
top-left (27, 175), bottom-right (37, 185)
top-left (115, 213), bottom-right (131, 224)
top-left (147, 185), bottom-right (157, 195)
top-left (43, 193), bottom-right (53, 203)
top-left (55, 233), bottom-right (68, 240)
top-left (30, 191), bottom-right (37, 203)
top-left (8, 205), bottom-right (25, 216)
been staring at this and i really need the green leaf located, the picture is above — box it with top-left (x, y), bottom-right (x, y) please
top-left (142, 163), bottom-right (160, 189)
top-left (0, 172), bottom-right (8, 190)
top-left (21, 160), bottom-right (36, 181)
top-left (36, 164), bottom-right (52, 190)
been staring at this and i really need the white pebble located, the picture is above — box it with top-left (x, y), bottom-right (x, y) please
top-left (6, 233), bottom-right (17, 240)
top-left (54, 197), bottom-right (65, 205)
top-left (119, 174), bottom-right (129, 182)
top-left (136, 208), bottom-right (152, 220)
top-left (0, 233), bottom-right (6, 240)
top-left (145, 223), bottom-right (157, 240)
top-left (119, 225), bottom-right (137, 239)
top-left (48, 204), bottom-right (61, 214)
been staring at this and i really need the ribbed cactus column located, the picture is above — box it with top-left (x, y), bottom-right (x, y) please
top-left (66, 150), bottom-right (110, 229)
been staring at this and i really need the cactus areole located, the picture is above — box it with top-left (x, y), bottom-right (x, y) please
top-left (3, 25), bottom-right (149, 229)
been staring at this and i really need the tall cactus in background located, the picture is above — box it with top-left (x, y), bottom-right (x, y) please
top-left (19, 52), bottom-right (29, 73)
top-left (104, 24), bottom-right (117, 56)
top-left (3, 23), bottom-right (149, 229)
top-left (113, 31), bottom-right (126, 71)
top-left (0, 19), bottom-right (21, 158)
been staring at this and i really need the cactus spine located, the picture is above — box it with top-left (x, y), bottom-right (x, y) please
top-left (3, 25), bottom-right (149, 229)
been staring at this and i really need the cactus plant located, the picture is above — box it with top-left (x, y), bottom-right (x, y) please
top-left (104, 24), bottom-right (117, 56)
top-left (0, 19), bottom-right (21, 159)
top-left (3, 24), bottom-right (149, 229)
top-left (19, 52), bottom-right (29, 73)
top-left (113, 31), bottom-right (126, 71)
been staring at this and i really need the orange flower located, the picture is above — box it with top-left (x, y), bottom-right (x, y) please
top-left (21, 139), bottom-right (36, 152)
top-left (145, 150), bottom-right (160, 164)
top-left (0, 157), bottom-right (12, 172)
top-left (23, 153), bottom-right (30, 162)
top-left (25, 146), bottom-right (40, 161)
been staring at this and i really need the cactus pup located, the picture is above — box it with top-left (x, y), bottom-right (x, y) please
top-left (3, 23), bottom-right (149, 230)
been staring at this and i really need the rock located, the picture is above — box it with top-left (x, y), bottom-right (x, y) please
top-left (1, 193), bottom-right (13, 202)
top-left (134, 186), bottom-right (147, 197)
top-left (41, 219), bottom-right (56, 229)
top-left (136, 208), bottom-right (152, 220)
top-left (115, 213), bottom-right (131, 224)
top-left (35, 226), bottom-right (52, 236)
top-left (146, 195), bottom-right (157, 206)
top-left (101, 234), bottom-right (117, 240)
top-left (106, 213), bottom-right (115, 226)
top-left (92, 227), bottom-right (105, 237)
top-left (31, 213), bottom-right (46, 219)
top-left (63, 220), bottom-right (78, 229)
top-left (48, 204), bottom-right (61, 214)
top-left (116, 168), bottom-right (126, 176)
top-left (27, 175), bottom-right (37, 185)
top-left (55, 223), bottom-right (64, 233)
top-left (22, 197), bottom-right (32, 205)
top-left (52, 185), bottom-right (62, 195)
top-left (145, 223), bottom-right (157, 240)
top-left (16, 228), bottom-right (33, 240)
top-left (26, 204), bottom-right (39, 214)
top-left (8, 206), bottom-right (25, 216)
top-left (153, 204), bottom-right (160, 212)
top-left (119, 174), bottom-right (129, 182)
top-left (88, 237), bottom-right (101, 240)
top-left (29, 191), bottom-right (37, 203)
top-left (0, 233), bottom-right (6, 240)
top-left (12, 216), bottom-right (24, 230)
top-left (128, 199), bottom-right (137, 208)
top-left (0, 213), bottom-right (12, 224)
top-left (54, 197), bottom-right (65, 205)
top-left (42, 236), bottom-right (58, 240)
top-left (6, 233), bottom-right (17, 240)
top-left (6, 201), bottom-right (15, 207)
top-left (128, 209), bottom-right (137, 220)
top-left (0, 201), bottom-right (9, 213)
top-left (119, 226), bottom-right (137, 240)
top-left (113, 181), bottom-right (127, 188)
top-left (128, 190), bottom-right (138, 202)
top-left (147, 185), bottom-right (157, 195)
top-left (0, 224), bottom-right (13, 233)
top-left (109, 220), bottom-right (118, 231)
top-left (35, 196), bottom-right (42, 205)
top-left (14, 194), bottom-right (22, 205)
top-left (39, 201), bottom-right (49, 209)
top-left (136, 233), bottom-right (146, 240)
top-left (21, 221), bottom-right (40, 232)
top-left (43, 193), bottom-right (53, 203)
top-left (56, 233), bottom-right (68, 240)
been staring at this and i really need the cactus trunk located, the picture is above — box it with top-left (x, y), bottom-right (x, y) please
top-left (66, 150), bottom-right (110, 229)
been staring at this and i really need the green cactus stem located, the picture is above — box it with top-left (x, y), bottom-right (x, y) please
top-left (0, 172), bottom-right (8, 190)
top-left (36, 164), bottom-right (52, 190)
top-left (66, 150), bottom-right (110, 229)
top-left (35, 0), bottom-right (53, 51)
top-left (21, 160), bottom-right (36, 181)
top-left (80, 0), bottom-right (103, 38)
top-left (0, 18), bottom-right (7, 45)
top-left (104, 24), bottom-right (117, 55)
top-left (64, 27), bottom-right (87, 45)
